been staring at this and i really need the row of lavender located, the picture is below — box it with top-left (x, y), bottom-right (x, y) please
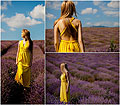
top-left (46, 27), bottom-right (119, 52)
top-left (1, 40), bottom-right (44, 104)
top-left (46, 53), bottom-right (119, 104)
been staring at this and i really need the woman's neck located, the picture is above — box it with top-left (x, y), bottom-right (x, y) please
top-left (61, 15), bottom-right (72, 18)
top-left (23, 38), bottom-right (27, 41)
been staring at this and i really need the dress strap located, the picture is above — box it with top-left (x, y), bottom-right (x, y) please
top-left (70, 17), bottom-right (78, 32)
top-left (60, 27), bottom-right (67, 37)
top-left (60, 17), bottom-right (77, 37)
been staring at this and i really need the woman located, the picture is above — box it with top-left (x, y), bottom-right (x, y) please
top-left (54, 1), bottom-right (84, 52)
top-left (60, 63), bottom-right (70, 104)
top-left (15, 29), bottom-right (33, 89)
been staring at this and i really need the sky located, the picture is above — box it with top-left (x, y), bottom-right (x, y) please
top-left (46, 1), bottom-right (119, 29)
top-left (1, 0), bottom-right (119, 40)
top-left (1, 1), bottom-right (45, 40)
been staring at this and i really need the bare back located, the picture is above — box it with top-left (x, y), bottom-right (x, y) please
top-left (54, 17), bottom-right (84, 52)
top-left (56, 18), bottom-right (81, 41)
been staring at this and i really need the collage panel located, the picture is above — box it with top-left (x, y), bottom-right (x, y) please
top-left (46, 1), bottom-right (119, 52)
top-left (0, 0), bottom-right (119, 105)
top-left (46, 53), bottom-right (119, 104)
top-left (1, 1), bottom-right (45, 104)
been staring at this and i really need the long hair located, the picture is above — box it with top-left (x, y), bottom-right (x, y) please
top-left (22, 29), bottom-right (33, 53)
top-left (61, 1), bottom-right (77, 18)
top-left (60, 63), bottom-right (68, 73)
top-left (54, 1), bottom-right (77, 26)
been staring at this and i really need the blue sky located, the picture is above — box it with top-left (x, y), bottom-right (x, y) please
top-left (46, 1), bottom-right (119, 29)
top-left (1, 1), bottom-right (45, 40)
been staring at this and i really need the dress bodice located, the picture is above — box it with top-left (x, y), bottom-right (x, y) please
top-left (60, 73), bottom-right (67, 82)
top-left (19, 40), bottom-right (29, 52)
top-left (18, 40), bottom-right (31, 66)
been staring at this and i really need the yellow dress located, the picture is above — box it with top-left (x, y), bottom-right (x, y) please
top-left (58, 40), bottom-right (80, 52)
top-left (58, 17), bottom-right (81, 52)
top-left (15, 40), bottom-right (31, 87)
top-left (60, 73), bottom-right (70, 103)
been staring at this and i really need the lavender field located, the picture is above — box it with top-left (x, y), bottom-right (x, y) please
top-left (46, 27), bottom-right (119, 52)
top-left (1, 40), bottom-right (44, 104)
top-left (46, 53), bottom-right (119, 104)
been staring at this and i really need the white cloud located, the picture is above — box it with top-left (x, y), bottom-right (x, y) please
top-left (93, 9), bottom-right (98, 14)
top-left (113, 22), bottom-right (119, 26)
top-left (46, 1), bottom-right (77, 10)
top-left (46, 1), bottom-right (78, 10)
top-left (85, 18), bottom-right (91, 20)
top-left (0, 2), bottom-right (7, 10)
top-left (93, 1), bottom-right (119, 17)
top-left (10, 28), bottom-right (16, 31)
top-left (107, 1), bottom-right (119, 8)
top-left (93, 21), bottom-right (118, 27)
top-left (94, 22), bottom-right (108, 26)
top-left (0, 14), bottom-right (5, 20)
top-left (73, 1), bottom-right (78, 5)
top-left (2, 13), bottom-right (42, 29)
top-left (104, 11), bottom-right (119, 17)
top-left (30, 4), bottom-right (45, 21)
top-left (85, 21), bottom-right (119, 27)
top-left (99, 3), bottom-right (118, 11)
top-left (46, 1), bottom-right (61, 10)
top-left (46, 13), bottom-right (56, 20)
top-left (86, 22), bottom-right (92, 26)
top-left (93, 1), bottom-right (102, 6)
top-left (0, 1), bottom-right (11, 10)
top-left (0, 28), bottom-right (5, 32)
top-left (81, 8), bottom-right (98, 14)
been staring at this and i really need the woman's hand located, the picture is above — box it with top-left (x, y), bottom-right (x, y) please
top-left (16, 61), bottom-right (18, 65)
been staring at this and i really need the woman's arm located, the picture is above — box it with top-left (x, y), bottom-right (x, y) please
top-left (54, 22), bottom-right (59, 52)
top-left (66, 72), bottom-right (70, 93)
top-left (78, 21), bottom-right (85, 52)
top-left (16, 41), bottom-right (20, 65)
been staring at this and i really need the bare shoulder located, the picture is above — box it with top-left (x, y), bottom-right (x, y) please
top-left (57, 18), bottom-right (68, 24)
top-left (74, 18), bottom-right (82, 25)
top-left (18, 40), bottom-right (22, 44)
top-left (17, 40), bottom-right (22, 47)
top-left (54, 19), bottom-right (58, 24)
top-left (74, 18), bottom-right (81, 22)
top-left (54, 19), bottom-right (60, 27)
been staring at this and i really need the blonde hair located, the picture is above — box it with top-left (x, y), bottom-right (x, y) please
top-left (61, 1), bottom-right (77, 18)
top-left (22, 29), bottom-right (30, 39)
top-left (54, 0), bottom-right (77, 26)
top-left (60, 63), bottom-right (68, 73)
top-left (22, 29), bottom-right (33, 52)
